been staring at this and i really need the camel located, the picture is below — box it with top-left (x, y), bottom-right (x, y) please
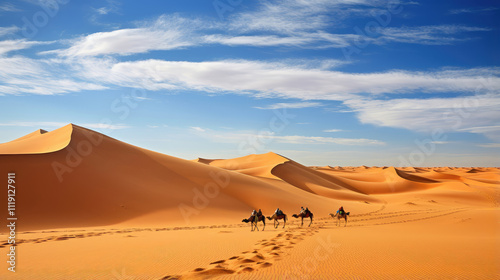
top-left (266, 213), bottom-right (288, 229)
top-left (329, 211), bottom-right (350, 227)
top-left (292, 210), bottom-right (313, 227)
top-left (242, 213), bottom-right (266, 231)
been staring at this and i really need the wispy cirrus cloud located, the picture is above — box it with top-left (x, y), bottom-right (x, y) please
top-left (0, 121), bottom-right (68, 127)
top-left (254, 102), bottom-right (323, 110)
top-left (376, 25), bottom-right (491, 45)
top-left (227, 0), bottom-right (374, 34)
top-left (0, 3), bottom-right (20, 12)
top-left (276, 135), bottom-right (385, 145)
top-left (449, 7), bottom-right (498, 15)
top-left (458, 125), bottom-right (500, 134)
top-left (45, 15), bottom-right (202, 57)
top-left (0, 39), bottom-right (52, 56)
top-left (41, 1), bottom-right (492, 57)
top-left (431, 141), bottom-right (451, 144)
top-left (0, 122), bottom-right (129, 130)
top-left (203, 34), bottom-right (314, 47)
top-left (191, 127), bottom-right (207, 132)
top-left (0, 56), bottom-right (107, 95)
top-left (192, 128), bottom-right (385, 146)
top-left (82, 123), bottom-right (130, 130)
top-left (344, 94), bottom-right (500, 140)
top-left (0, 26), bottom-right (19, 37)
top-left (477, 143), bottom-right (500, 148)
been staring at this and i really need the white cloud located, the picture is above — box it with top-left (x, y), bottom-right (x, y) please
top-left (83, 59), bottom-right (500, 100)
top-left (449, 7), bottom-right (498, 15)
top-left (458, 125), bottom-right (500, 134)
top-left (0, 122), bottom-right (129, 130)
top-left (477, 143), bottom-right (500, 148)
top-left (203, 34), bottom-right (313, 47)
top-left (344, 94), bottom-right (500, 137)
top-left (324, 129), bottom-right (343, 132)
top-left (0, 56), bottom-right (107, 95)
top-left (191, 127), bottom-right (206, 132)
top-left (188, 126), bottom-right (385, 146)
top-left (0, 3), bottom-right (20, 12)
top-left (40, 4), bottom-right (491, 58)
top-left (0, 26), bottom-right (19, 37)
top-left (271, 135), bottom-right (385, 145)
top-left (227, 0), bottom-right (373, 34)
top-left (459, 126), bottom-right (500, 142)
top-left (224, 1), bottom-right (486, 47)
top-left (431, 141), bottom-right (450, 144)
top-left (0, 39), bottom-right (51, 56)
top-left (203, 32), bottom-right (357, 49)
top-left (49, 15), bottom-right (200, 57)
top-left (0, 121), bottom-right (68, 127)
top-left (81, 123), bottom-right (129, 130)
top-left (377, 25), bottom-right (491, 45)
top-left (96, 7), bottom-right (111, 15)
top-left (3, 52), bottom-right (500, 106)
top-left (255, 102), bottom-right (323, 110)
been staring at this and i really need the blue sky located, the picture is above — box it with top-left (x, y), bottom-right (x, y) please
top-left (0, 0), bottom-right (499, 166)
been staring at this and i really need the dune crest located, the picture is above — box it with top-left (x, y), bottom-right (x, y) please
top-left (0, 125), bottom-right (72, 154)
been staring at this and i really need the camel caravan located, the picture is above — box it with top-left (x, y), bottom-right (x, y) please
top-left (242, 206), bottom-right (349, 231)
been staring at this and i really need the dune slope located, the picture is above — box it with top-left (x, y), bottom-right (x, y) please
top-left (0, 124), bottom-right (498, 232)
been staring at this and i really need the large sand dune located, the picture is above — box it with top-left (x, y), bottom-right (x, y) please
top-left (0, 124), bottom-right (498, 279)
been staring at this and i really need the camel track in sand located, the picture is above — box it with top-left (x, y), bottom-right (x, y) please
top-left (162, 206), bottom-right (468, 279)
top-left (0, 206), bottom-right (472, 279)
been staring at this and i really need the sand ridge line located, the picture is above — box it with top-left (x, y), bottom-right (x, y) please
top-left (355, 202), bottom-right (387, 216)
top-left (371, 208), bottom-right (470, 226)
top-left (160, 224), bottom-right (325, 279)
top-left (336, 207), bottom-right (470, 227)
top-left (316, 207), bottom-right (438, 222)
top-left (315, 203), bottom-right (388, 222)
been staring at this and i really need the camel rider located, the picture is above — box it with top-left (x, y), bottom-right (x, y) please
top-left (275, 208), bottom-right (282, 216)
top-left (300, 206), bottom-right (305, 215)
top-left (258, 209), bottom-right (263, 217)
top-left (337, 206), bottom-right (344, 215)
top-left (251, 209), bottom-right (257, 217)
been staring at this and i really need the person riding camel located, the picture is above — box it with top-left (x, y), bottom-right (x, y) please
top-left (258, 209), bottom-right (263, 217)
top-left (251, 209), bottom-right (257, 217)
top-left (336, 206), bottom-right (345, 215)
top-left (275, 208), bottom-right (282, 216)
top-left (300, 206), bottom-right (306, 215)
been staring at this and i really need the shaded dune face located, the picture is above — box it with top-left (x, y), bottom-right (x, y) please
top-left (0, 124), bottom-right (498, 231)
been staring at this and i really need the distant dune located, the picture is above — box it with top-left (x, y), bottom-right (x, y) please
top-left (0, 124), bottom-right (498, 231)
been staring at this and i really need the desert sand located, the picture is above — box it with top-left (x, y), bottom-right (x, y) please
top-left (0, 124), bottom-right (498, 279)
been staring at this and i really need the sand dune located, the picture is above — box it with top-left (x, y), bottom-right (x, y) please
top-left (0, 124), bottom-right (498, 279)
top-left (0, 126), bottom-right (70, 154)
top-left (0, 124), bottom-right (497, 231)
top-left (0, 125), bottom-right (372, 231)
